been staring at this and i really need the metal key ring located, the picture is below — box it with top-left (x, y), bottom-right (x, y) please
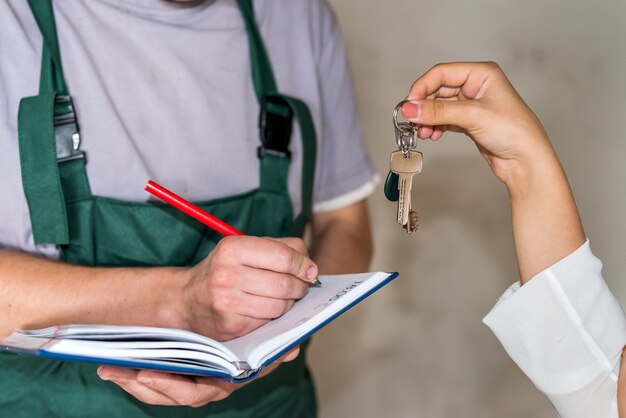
top-left (393, 100), bottom-right (418, 151)
top-left (393, 100), bottom-right (418, 132)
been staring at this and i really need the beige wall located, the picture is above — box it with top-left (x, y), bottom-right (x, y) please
top-left (308, 1), bottom-right (626, 417)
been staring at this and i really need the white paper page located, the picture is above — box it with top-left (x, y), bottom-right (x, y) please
top-left (42, 338), bottom-right (240, 375)
top-left (20, 325), bottom-right (239, 362)
top-left (223, 272), bottom-right (391, 368)
top-left (1, 334), bottom-right (242, 377)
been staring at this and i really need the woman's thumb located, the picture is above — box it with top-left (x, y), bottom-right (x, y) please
top-left (402, 100), bottom-right (475, 130)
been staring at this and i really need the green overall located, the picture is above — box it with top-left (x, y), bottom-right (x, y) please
top-left (5, 0), bottom-right (318, 416)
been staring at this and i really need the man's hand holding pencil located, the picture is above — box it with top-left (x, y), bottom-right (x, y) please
top-left (97, 181), bottom-right (318, 406)
top-left (144, 180), bottom-right (320, 341)
top-left (180, 235), bottom-right (318, 341)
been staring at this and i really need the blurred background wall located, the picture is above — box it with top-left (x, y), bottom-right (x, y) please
top-left (308, 1), bottom-right (626, 417)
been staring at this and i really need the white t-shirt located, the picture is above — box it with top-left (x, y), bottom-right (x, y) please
top-left (0, 0), bottom-right (377, 255)
top-left (484, 240), bottom-right (626, 417)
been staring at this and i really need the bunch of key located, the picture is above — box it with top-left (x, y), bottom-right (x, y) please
top-left (384, 101), bottom-right (423, 234)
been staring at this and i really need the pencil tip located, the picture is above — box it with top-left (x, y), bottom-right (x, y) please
top-left (310, 278), bottom-right (322, 287)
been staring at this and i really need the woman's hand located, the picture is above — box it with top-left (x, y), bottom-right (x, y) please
top-left (403, 61), bottom-right (584, 282)
top-left (97, 345), bottom-right (300, 407)
top-left (402, 61), bottom-right (556, 188)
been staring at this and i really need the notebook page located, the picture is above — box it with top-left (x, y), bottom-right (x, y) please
top-left (223, 272), bottom-right (391, 368)
top-left (20, 325), bottom-right (239, 362)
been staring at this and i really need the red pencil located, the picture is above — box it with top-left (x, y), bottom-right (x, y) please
top-left (145, 180), bottom-right (322, 286)
top-left (145, 180), bottom-right (244, 236)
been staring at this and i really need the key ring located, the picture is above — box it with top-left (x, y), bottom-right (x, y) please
top-left (393, 100), bottom-right (418, 152)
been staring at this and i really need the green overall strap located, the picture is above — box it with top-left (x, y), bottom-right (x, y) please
top-left (236, 0), bottom-right (317, 234)
top-left (18, 0), bottom-right (72, 245)
top-left (236, 0), bottom-right (278, 99)
top-left (281, 95), bottom-right (316, 234)
top-left (28, 0), bottom-right (68, 95)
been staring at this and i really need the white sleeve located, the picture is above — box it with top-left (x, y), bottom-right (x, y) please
top-left (308, 0), bottom-right (378, 213)
top-left (483, 240), bottom-right (626, 418)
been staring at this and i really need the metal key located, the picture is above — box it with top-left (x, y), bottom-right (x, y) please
top-left (404, 210), bottom-right (418, 234)
top-left (390, 150), bottom-right (423, 227)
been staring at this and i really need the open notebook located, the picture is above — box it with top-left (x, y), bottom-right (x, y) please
top-left (0, 271), bottom-right (397, 382)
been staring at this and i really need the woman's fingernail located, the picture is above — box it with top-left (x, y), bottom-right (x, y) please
top-left (402, 102), bottom-right (420, 119)
top-left (138, 377), bottom-right (153, 386)
top-left (307, 266), bottom-right (318, 280)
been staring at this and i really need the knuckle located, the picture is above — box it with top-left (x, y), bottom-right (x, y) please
top-left (177, 391), bottom-right (202, 407)
top-left (277, 275), bottom-right (294, 297)
top-left (482, 61), bottom-right (505, 80)
top-left (213, 236), bottom-right (239, 260)
top-left (210, 266), bottom-right (231, 288)
top-left (192, 386), bottom-right (225, 407)
top-left (219, 317), bottom-right (249, 339)
top-left (114, 382), bottom-right (159, 405)
top-left (276, 244), bottom-right (294, 271)
top-left (113, 379), bottom-right (133, 390)
top-left (212, 239), bottom-right (228, 258)
top-left (293, 256), bottom-right (306, 277)
top-left (150, 377), bottom-right (173, 393)
top-left (431, 100), bottom-right (446, 120)
top-left (212, 293), bottom-right (234, 315)
top-left (215, 318), bottom-right (238, 339)
top-left (270, 299), bottom-right (290, 318)
top-left (242, 319), bottom-right (269, 335)
top-left (294, 281), bottom-right (309, 299)
top-left (429, 63), bottom-right (443, 75)
top-left (285, 248), bottom-right (306, 276)
top-left (288, 238), bottom-right (308, 255)
top-left (284, 299), bottom-right (295, 312)
top-left (483, 61), bottom-right (501, 71)
top-left (229, 322), bottom-right (248, 338)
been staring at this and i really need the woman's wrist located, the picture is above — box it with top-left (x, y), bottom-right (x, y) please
top-left (500, 140), bottom-right (563, 200)
top-left (503, 143), bottom-right (585, 282)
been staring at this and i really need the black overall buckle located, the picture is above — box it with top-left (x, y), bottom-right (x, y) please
top-left (54, 95), bottom-right (84, 162)
top-left (258, 95), bottom-right (293, 158)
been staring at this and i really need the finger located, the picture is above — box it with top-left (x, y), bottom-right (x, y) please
top-left (426, 86), bottom-right (462, 100)
top-left (252, 357), bottom-right (294, 377)
top-left (219, 236), bottom-right (318, 284)
top-left (406, 62), bottom-right (495, 101)
top-left (402, 99), bottom-right (479, 131)
top-left (255, 346), bottom-right (301, 380)
top-left (208, 314), bottom-right (269, 340)
top-left (97, 366), bottom-right (179, 406)
top-left (278, 345), bottom-right (300, 362)
top-left (237, 266), bottom-right (309, 300)
top-left (236, 293), bottom-right (295, 320)
top-left (417, 125), bottom-right (433, 139)
top-left (136, 370), bottom-right (235, 407)
top-left (97, 365), bottom-right (139, 381)
top-left (112, 380), bottom-right (179, 406)
top-left (268, 237), bottom-right (309, 257)
top-left (431, 126), bottom-right (445, 141)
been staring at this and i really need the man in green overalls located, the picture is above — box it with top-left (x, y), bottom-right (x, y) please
top-left (0, 0), bottom-right (375, 416)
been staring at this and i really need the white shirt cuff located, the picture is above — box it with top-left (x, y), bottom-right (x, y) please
top-left (483, 240), bottom-right (626, 418)
top-left (313, 173), bottom-right (380, 213)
